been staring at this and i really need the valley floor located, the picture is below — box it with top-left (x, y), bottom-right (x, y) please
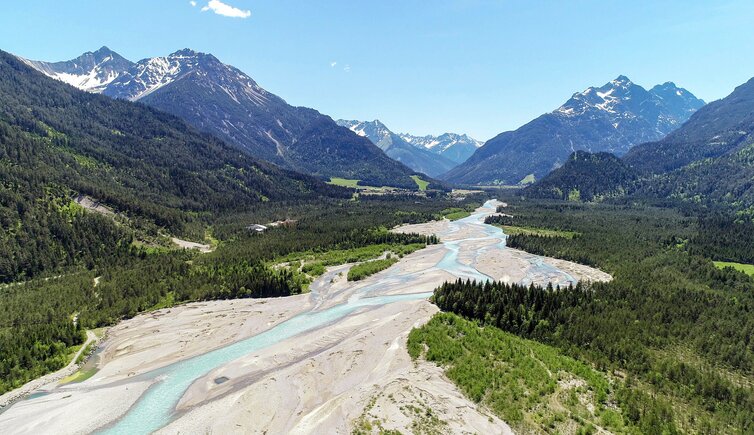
top-left (0, 201), bottom-right (610, 434)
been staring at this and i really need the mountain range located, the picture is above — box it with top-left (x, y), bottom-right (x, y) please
top-left (336, 120), bottom-right (480, 177)
top-left (443, 75), bottom-right (705, 185)
top-left (397, 132), bottom-right (482, 164)
top-left (22, 47), bottom-right (422, 189)
top-left (527, 76), bottom-right (754, 214)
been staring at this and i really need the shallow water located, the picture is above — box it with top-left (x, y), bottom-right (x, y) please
top-left (97, 199), bottom-right (575, 434)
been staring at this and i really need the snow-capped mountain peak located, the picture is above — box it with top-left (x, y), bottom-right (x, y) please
top-left (555, 75), bottom-right (704, 136)
top-left (98, 49), bottom-right (271, 105)
top-left (21, 46), bottom-right (133, 93)
top-left (25, 47), bottom-right (273, 105)
top-left (397, 132), bottom-right (483, 164)
top-left (336, 119), bottom-right (459, 176)
top-left (337, 120), bottom-right (393, 142)
top-left (443, 75), bottom-right (705, 186)
top-left (558, 75), bottom-right (644, 117)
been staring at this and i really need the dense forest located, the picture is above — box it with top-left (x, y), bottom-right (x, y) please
top-left (440, 198), bottom-right (754, 432)
top-left (523, 151), bottom-right (637, 202)
top-left (687, 214), bottom-right (754, 264)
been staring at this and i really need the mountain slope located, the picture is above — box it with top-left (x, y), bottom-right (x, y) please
top-left (27, 49), bottom-right (420, 188)
top-left (524, 151), bottom-right (638, 201)
top-left (444, 76), bottom-right (704, 185)
top-left (629, 79), bottom-right (754, 212)
top-left (639, 143), bottom-right (754, 210)
top-left (398, 132), bottom-right (482, 164)
top-left (624, 77), bottom-right (754, 174)
top-left (337, 119), bottom-right (457, 177)
top-left (0, 49), bottom-right (342, 243)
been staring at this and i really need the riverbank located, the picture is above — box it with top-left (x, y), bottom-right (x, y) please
top-left (0, 330), bottom-right (99, 409)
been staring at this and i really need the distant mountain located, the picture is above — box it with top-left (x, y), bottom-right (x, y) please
top-left (336, 119), bottom-right (457, 177)
top-left (524, 151), bottom-right (637, 201)
top-left (443, 76), bottom-right (704, 185)
top-left (25, 48), bottom-right (421, 189)
top-left (526, 76), bottom-right (754, 214)
top-left (398, 132), bottom-right (482, 164)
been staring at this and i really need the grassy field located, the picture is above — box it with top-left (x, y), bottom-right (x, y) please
top-left (440, 207), bottom-right (473, 221)
top-left (59, 367), bottom-right (97, 385)
top-left (444, 211), bottom-right (470, 220)
top-left (408, 313), bottom-right (631, 434)
top-left (347, 257), bottom-right (399, 281)
top-left (273, 243), bottom-right (426, 290)
top-left (326, 177), bottom-right (393, 192)
top-left (519, 174), bottom-right (536, 185)
top-left (327, 177), bottom-right (361, 188)
top-left (499, 225), bottom-right (579, 239)
top-left (713, 261), bottom-right (754, 276)
top-left (410, 175), bottom-right (430, 191)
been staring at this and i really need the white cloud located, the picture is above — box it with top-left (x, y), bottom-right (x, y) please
top-left (189, 1), bottom-right (197, 6)
top-left (330, 61), bottom-right (337, 68)
top-left (201, 0), bottom-right (251, 19)
top-left (343, 64), bottom-right (351, 73)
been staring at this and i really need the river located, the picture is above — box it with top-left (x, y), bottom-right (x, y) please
top-left (2, 199), bottom-right (584, 434)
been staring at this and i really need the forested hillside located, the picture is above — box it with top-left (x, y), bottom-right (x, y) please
top-left (523, 151), bottom-right (637, 201)
top-left (0, 49), bottom-right (345, 282)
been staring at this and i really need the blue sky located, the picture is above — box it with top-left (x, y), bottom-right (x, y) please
top-left (2, 1), bottom-right (753, 140)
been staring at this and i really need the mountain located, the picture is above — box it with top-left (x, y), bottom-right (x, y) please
top-left (25, 48), bottom-right (421, 189)
top-left (526, 77), bottom-right (754, 214)
top-left (443, 76), bottom-right (704, 185)
top-left (624, 77), bottom-right (754, 174)
top-left (336, 119), bottom-right (457, 177)
top-left (398, 132), bottom-right (483, 164)
top-left (524, 151), bottom-right (637, 201)
top-left (21, 46), bottom-right (133, 93)
top-left (626, 77), bottom-right (754, 211)
top-left (0, 48), bottom-right (344, 276)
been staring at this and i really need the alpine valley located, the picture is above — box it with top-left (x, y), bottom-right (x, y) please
top-left (3, 5), bottom-right (754, 434)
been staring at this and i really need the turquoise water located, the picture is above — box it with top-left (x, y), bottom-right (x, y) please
top-left (101, 291), bottom-right (434, 434)
top-left (97, 199), bottom-right (574, 433)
